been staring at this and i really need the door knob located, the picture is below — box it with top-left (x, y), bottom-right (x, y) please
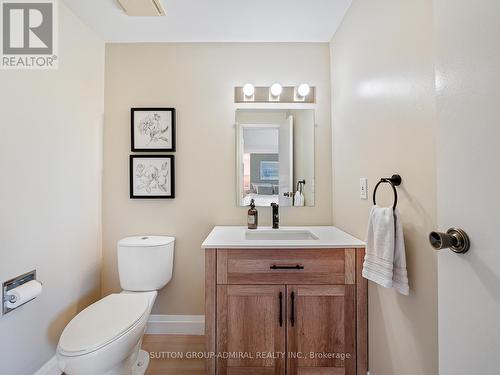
top-left (429, 228), bottom-right (470, 253)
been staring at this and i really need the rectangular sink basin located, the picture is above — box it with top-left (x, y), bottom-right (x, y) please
top-left (245, 229), bottom-right (319, 241)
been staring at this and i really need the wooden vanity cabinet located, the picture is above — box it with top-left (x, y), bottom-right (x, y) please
top-left (205, 248), bottom-right (367, 375)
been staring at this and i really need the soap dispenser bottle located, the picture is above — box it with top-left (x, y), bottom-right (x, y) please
top-left (247, 199), bottom-right (258, 229)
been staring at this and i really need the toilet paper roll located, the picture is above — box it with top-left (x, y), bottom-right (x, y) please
top-left (5, 280), bottom-right (42, 309)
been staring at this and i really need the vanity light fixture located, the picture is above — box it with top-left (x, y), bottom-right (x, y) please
top-left (270, 83), bottom-right (283, 97)
top-left (297, 83), bottom-right (311, 98)
top-left (234, 84), bottom-right (315, 103)
top-left (294, 83), bottom-right (311, 101)
top-left (243, 83), bottom-right (255, 98)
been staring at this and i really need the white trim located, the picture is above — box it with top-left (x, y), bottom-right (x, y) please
top-left (34, 355), bottom-right (62, 375)
top-left (146, 314), bottom-right (205, 335)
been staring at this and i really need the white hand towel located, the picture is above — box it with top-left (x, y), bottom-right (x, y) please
top-left (362, 206), bottom-right (409, 295)
top-left (362, 206), bottom-right (395, 288)
top-left (294, 191), bottom-right (304, 206)
top-left (392, 210), bottom-right (409, 295)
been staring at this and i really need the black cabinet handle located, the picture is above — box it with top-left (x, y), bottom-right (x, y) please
top-left (279, 292), bottom-right (283, 327)
top-left (270, 264), bottom-right (304, 270)
top-left (290, 291), bottom-right (295, 327)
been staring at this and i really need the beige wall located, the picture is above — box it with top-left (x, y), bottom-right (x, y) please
top-left (330, 1), bottom-right (438, 374)
top-left (103, 43), bottom-right (332, 314)
top-left (0, 3), bottom-right (104, 374)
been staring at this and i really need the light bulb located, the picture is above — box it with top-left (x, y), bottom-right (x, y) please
top-left (297, 83), bottom-right (310, 97)
top-left (270, 83), bottom-right (282, 97)
top-left (243, 83), bottom-right (255, 97)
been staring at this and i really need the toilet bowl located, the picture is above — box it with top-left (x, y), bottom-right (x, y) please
top-left (57, 236), bottom-right (174, 375)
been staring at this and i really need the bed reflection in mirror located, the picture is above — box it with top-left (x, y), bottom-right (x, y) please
top-left (236, 109), bottom-right (315, 207)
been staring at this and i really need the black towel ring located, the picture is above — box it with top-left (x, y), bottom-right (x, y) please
top-left (373, 174), bottom-right (402, 210)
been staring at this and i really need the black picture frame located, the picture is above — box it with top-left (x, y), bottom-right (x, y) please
top-left (130, 155), bottom-right (175, 199)
top-left (131, 108), bottom-right (176, 152)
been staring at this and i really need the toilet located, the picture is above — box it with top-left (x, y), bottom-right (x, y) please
top-left (56, 236), bottom-right (174, 375)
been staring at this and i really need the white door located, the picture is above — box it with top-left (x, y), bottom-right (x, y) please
top-left (435, 0), bottom-right (500, 373)
top-left (278, 115), bottom-right (293, 206)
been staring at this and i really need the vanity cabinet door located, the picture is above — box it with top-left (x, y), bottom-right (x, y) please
top-left (217, 285), bottom-right (286, 375)
top-left (286, 285), bottom-right (356, 375)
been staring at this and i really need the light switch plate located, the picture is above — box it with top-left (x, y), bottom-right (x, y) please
top-left (360, 178), bottom-right (368, 199)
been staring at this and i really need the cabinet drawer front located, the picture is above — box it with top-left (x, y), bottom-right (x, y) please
top-left (217, 249), bottom-right (352, 285)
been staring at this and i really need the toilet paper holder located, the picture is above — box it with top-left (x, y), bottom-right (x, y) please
top-left (2, 270), bottom-right (38, 315)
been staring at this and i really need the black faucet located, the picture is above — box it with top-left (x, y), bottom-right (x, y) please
top-left (271, 203), bottom-right (279, 229)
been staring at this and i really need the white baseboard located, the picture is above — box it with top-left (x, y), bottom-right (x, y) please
top-left (34, 355), bottom-right (62, 375)
top-left (146, 314), bottom-right (205, 335)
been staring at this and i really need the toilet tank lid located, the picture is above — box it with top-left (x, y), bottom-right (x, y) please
top-left (118, 236), bottom-right (175, 247)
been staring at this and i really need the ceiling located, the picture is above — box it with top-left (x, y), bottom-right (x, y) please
top-left (63, 0), bottom-right (352, 42)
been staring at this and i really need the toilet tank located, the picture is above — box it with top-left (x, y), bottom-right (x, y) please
top-left (117, 236), bottom-right (175, 292)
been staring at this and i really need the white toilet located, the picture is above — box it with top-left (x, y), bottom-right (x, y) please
top-left (56, 236), bottom-right (174, 375)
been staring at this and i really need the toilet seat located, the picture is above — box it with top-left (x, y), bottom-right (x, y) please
top-left (58, 293), bottom-right (150, 357)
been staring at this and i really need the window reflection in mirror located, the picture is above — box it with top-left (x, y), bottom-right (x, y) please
top-left (236, 109), bottom-right (315, 207)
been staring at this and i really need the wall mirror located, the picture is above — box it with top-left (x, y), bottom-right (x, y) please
top-left (236, 109), bottom-right (315, 207)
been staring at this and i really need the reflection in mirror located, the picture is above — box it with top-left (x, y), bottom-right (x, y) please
top-left (236, 109), bottom-right (315, 207)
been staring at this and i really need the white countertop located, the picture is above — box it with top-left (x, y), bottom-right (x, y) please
top-left (201, 226), bottom-right (365, 249)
